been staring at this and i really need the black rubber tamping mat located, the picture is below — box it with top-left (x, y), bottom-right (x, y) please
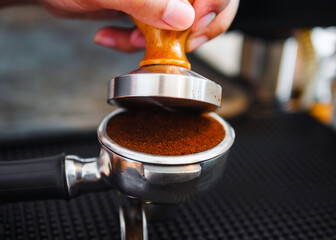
top-left (1, 112), bottom-right (336, 240)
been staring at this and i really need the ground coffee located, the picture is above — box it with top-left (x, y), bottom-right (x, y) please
top-left (106, 111), bottom-right (225, 156)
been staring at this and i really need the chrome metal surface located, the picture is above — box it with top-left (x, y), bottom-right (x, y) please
top-left (108, 65), bottom-right (222, 112)
top-left (241, 36), bottom-right (298, 106)
top-left (64, 155), bottom-right (111, 197)
top-left (64, 108), bottom-right (235, 239)
top-left (97, 108), bottom-right (235, 203)
top-left (64, 108), bottom-right (234, 202)
top-left (119, 194), bottom-right (148, 240)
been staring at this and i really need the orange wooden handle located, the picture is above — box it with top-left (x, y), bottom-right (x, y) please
top-left (133, 0), bottom-right (194, 69)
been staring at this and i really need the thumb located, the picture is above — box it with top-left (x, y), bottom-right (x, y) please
top-left (99, 0), bottom-right (195, 30)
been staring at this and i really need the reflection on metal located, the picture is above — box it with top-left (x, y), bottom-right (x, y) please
top-left (119, 194), bottom-right (148, 240)
top-left (96, 108), bottom-right (234, 203)
top-left (108, 65), bottom-right (222, 113)
top-left (240, 36), bottom-right (299, 107)
top-left (64, 155), bottom-right (110, 197)
top-left (276, 38), bottom-right (298, 104)
top-left (64, 107), bottom-right (234, 201)
top-left (241, 37), bottom-right (266, 86)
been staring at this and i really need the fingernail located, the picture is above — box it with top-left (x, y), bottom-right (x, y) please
top-left (187, 35), bottom-right (208, 52)
top-left (195, 12), bottom-right (216, 32)
top-left (162, 0), bottom-right (195, 29)
top-left (94, 32), bottom-right (116, 47)
top-left (130, 29), bottom-right (146, 48)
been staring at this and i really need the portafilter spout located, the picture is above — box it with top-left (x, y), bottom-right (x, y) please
top-left (108, 14), bottom-right (222, 113)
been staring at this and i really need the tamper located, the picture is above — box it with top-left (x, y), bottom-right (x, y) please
top-left (108, 16), bottom-right (222, 112)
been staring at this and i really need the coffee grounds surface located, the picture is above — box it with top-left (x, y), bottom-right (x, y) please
top-left (106, 111), bottom-right (225, 156)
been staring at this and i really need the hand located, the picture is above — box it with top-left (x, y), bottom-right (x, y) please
top-left (187, 0), bottom-right (239, 52)
top-left (36, 0), bottom-right (239, 53)
top-left (94, 0), bottom-right (239, 52)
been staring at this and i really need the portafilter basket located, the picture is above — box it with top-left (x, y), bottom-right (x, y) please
top-left (97, 108), bottom-right (235, 203)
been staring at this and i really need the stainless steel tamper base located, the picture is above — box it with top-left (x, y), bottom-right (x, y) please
top-left (108, 65), bottom-right (222, 112)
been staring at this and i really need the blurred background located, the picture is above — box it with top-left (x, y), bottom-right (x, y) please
top-left (0, 1), bottom-right (336, 138)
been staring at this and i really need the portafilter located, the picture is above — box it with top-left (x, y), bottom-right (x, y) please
top-left (0, 108), bottom-right (235, 239)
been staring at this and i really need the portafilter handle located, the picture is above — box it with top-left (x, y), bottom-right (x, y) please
top-left (0, 154), bottom-right (148, 240)
top-left (0, 154), bottom-right (68, 201)
top-left (0, 154), bottom-right (110, 202)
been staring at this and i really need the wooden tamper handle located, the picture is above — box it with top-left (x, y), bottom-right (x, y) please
top-left (133, 0), bottom-right (194, 70)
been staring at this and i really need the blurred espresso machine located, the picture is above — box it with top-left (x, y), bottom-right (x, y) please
top-left (195, 0), bottom-right (336, 125)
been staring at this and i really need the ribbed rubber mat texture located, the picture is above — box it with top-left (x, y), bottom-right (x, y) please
top-left (1, 112), bottom-right (336, 240)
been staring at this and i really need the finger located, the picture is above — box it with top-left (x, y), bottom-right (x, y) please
top-left (42, 0), bottom-right (194, 29)
top-left (45, 7), bottom-right (126, 20)
top-left (97, 0), bottom-right (195, 30)
top-left (186, 0), bottom-right (239, 52)
top-left (39, 0), bottom-right (101, 12)
top-left (191, 0), bottom-right (231, 32)
top-left (94, 27), bottom-right (146, 53)
top-left (73, 9), bottom-right (126, 20)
